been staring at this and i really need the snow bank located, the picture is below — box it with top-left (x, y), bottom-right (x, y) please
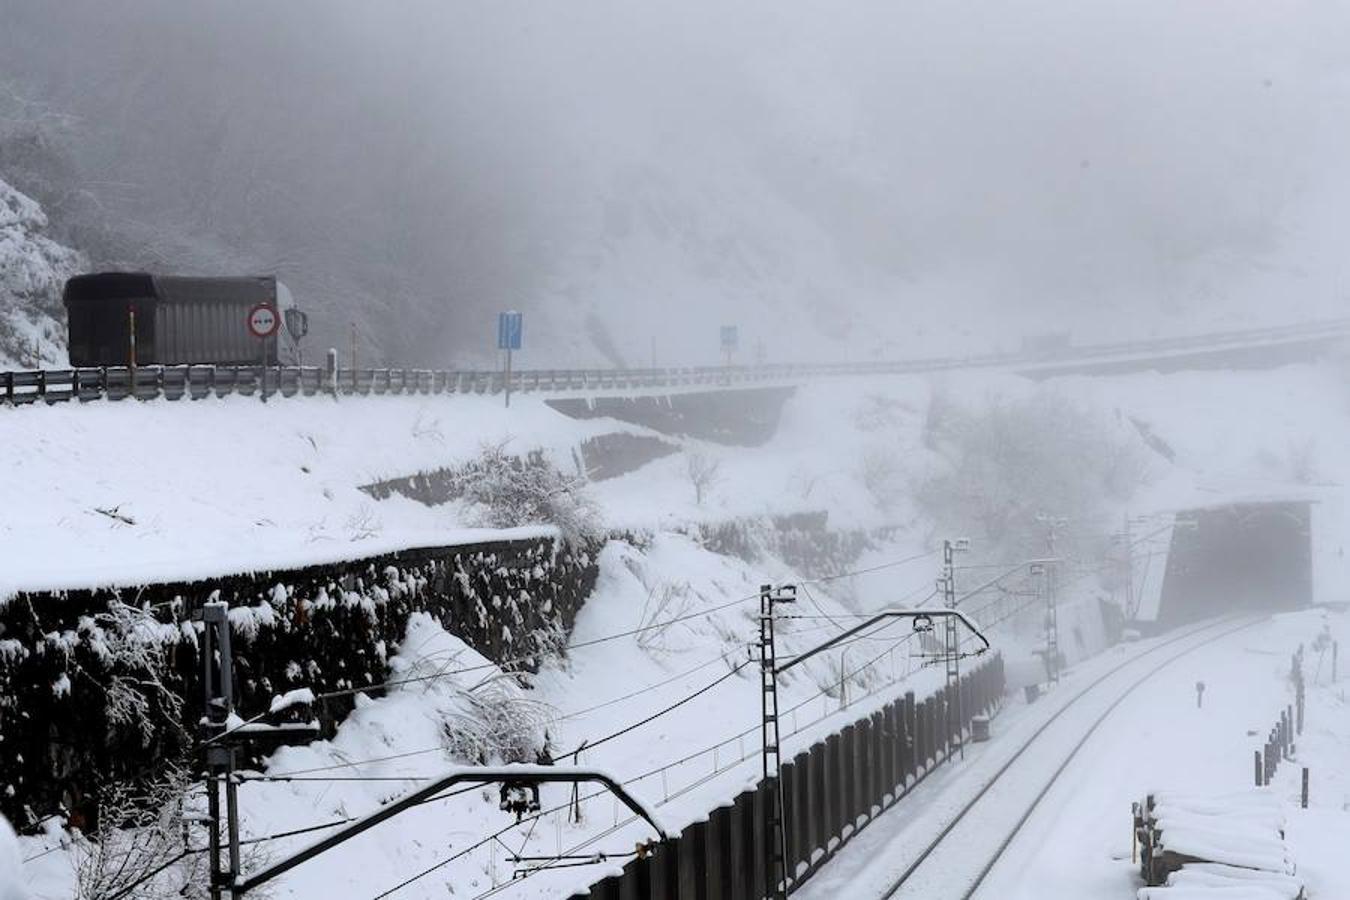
top-left (0, 813), bottom-right (27, 900)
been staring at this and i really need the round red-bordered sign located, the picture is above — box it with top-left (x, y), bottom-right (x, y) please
top-left (247, 303), bottom-right (280, 339)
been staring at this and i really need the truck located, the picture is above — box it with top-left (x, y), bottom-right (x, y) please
top-left (62, 272), bottom-right (309, 367)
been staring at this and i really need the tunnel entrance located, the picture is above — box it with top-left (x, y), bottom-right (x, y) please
top-left (1156, 500), bottom-right (1312, 628)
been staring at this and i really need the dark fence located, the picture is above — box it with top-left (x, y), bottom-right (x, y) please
top-left (569, 654), bottom-right (1005, 900)
top-left (7, 317), bottom-right (1344, 406)
top-left (1254, 648), bottom-right (1307, 787)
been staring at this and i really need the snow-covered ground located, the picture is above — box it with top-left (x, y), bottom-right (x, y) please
top-left (7, 360), bottom-right (1349, 597)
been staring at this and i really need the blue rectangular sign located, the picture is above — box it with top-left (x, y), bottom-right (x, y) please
top-left (720, 325), bottom-right (738, 351)
top-left (497, 311), bottom-right (523, 350)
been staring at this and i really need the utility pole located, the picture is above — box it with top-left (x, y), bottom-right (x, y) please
top-left (940, 538), bottom-right (970, 758)
top-left (758, 583), bottom-right (795, 900)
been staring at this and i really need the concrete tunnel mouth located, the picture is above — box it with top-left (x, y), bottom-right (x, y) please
top-left (1156, 500), bottom-right (1313, 628)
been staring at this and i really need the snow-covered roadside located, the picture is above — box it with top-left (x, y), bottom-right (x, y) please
top-left (9, 361), bottom-right (1348, 603)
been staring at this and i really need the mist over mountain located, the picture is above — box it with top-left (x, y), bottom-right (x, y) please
top-left (1, 1), bottom-right (1347, 367)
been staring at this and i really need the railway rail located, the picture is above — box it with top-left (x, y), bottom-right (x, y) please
top-left (2, 317), bottom-right (1347, 406)
top-left (876, 615), bottom-right (1265, 900)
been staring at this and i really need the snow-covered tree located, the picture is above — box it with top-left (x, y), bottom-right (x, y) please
top-left (0, 176), bottom-right (83, 367)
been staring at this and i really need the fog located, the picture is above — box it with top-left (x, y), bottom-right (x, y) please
top-left (2, 1), bottom-right (1347, 365)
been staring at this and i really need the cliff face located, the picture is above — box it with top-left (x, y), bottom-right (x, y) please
top-left (0, 176), bottom-right (83, 368)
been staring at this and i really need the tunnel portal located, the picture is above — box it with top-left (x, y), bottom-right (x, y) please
top-left (1156, 500), bottom-right (1312, 627)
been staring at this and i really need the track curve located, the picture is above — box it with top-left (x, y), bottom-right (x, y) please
top-left (876, 615), bottom-right (1264, 900)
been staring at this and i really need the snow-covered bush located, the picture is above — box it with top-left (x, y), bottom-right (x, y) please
top-left (459, 442), bottom-right (600, 547)
top-left (438, 673), bottom-right (553, 765)
top-left (70, 761), bottom-right (272, 900)
top-left (87, 602), bottom-right (187, 748)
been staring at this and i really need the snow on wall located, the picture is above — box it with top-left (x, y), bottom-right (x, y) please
top-left (0, 533), bottom-right (598, 828)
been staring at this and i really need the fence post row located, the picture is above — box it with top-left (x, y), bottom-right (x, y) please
top-left (572, 654), bottom-right (1004, 900)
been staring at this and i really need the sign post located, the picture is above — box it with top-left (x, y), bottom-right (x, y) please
top-left (247, 303), bottom-right (279, 403)
top-left (720, 325), bottom-right (738, 367)
top-left (497, 310), bottom-right (523, 408)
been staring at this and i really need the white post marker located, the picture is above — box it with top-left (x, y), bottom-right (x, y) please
top-left (248, 302), bottom-right (280, 403)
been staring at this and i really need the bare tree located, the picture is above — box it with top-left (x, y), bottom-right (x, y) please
top-left (685, 451), bottom-right (721, 506)
top-left (636, 581), bottom-right (695, 654)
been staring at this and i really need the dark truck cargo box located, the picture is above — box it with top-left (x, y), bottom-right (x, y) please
top-left (63, 273), bottom-right (305, 367)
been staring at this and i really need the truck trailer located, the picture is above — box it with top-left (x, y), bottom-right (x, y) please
top-left (63, 272), bottom-right (309, 367)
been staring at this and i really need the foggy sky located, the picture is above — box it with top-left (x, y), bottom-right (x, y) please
top-left (2, 1), bottom-right (1346, 364)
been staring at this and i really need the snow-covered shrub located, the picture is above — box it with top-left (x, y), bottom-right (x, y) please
top-left (438, 673), bottom-right (553, 765)
top-left (70, 761), bottom-right (272, 900)
top-left (459, 442), bottom-right (600, 547)
top-left (90, 602), bottom-right (186, 747)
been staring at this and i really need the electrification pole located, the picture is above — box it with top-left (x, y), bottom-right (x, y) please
top-left (1121, 514), bottom-right (1136, 621)
top-left (759, 583), bottom-right (795, 900)
top-left (940, 538), bottom-right (970, 758)
top-left (1037, 516), bottom-right (1066, 683)
top-left (760, 598), bottom-right (990, 900)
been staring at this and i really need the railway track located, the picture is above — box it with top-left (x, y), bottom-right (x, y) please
top-left (875, 615), bottom-right (1265, 900)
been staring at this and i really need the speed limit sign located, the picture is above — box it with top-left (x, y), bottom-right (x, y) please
top-left (247, 303), bottom-right (279, 339)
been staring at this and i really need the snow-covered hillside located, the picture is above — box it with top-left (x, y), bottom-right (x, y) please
top-left (0, 177), bottom-right (82, 369)
top-left (11, 362), bottom-right (1350, 897)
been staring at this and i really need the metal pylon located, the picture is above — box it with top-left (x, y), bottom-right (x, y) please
top-left (760, 583), bottom-right (794, 900)
top-left (941, 540), bottom-right (963, 759)
top-left (1045, 560), bottom-right (1061, 683)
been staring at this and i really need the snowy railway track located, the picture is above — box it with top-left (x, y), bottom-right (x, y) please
top-left (877, 615), bottom-right (1266, 900)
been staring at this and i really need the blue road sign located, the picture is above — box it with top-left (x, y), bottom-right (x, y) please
top-left (498, 311), bottom-right (523, 350)
top-left (720, 325), bottom-right (738, 351)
